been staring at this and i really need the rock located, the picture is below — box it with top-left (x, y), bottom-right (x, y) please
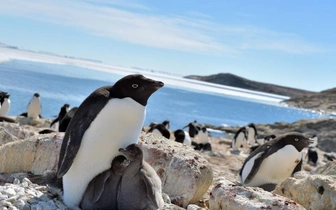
top-left (0, 122), bottom-right (37, 139)
top-left (139, 133), bottom-right (213, 208)
top-left (0, 127), bottom-right (18, 145)
top-left (316, 160), bottom-right (336, 175)
top-left (16, 116), bottom-right (51, 127)
top-left (274, 172), bottom-right (336, 210)
top-left (0, 133), bottom-right (63, 174)
top-left (209, 178), bottom-right (305, 210)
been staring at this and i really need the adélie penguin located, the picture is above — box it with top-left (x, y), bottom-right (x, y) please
top-left (50, 103), bottom-right (70, 128)
top-left (0, 92), bottom-right (10, 116)
top-left (56, 74), bottom-right (164, 208)
top-left (239, 132), bottom-right (312, 191)
top-left (27, 93), bottom-right (42, 119)
top-left (80, 155), bottom-right (130, 210)
top-left (118, 144), bottom-right (164, 210)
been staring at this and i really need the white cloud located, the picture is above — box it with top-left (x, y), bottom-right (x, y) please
top-left (0, 0), bottom-right (326, 55)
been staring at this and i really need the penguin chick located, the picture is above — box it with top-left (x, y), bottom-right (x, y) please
top-left (118, 144), bottom-right (164, 210)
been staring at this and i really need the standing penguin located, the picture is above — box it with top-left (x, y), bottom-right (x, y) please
top-left (118, 144), bottom-right (164, 210)
top-left (174, 129), bottom-right (191, 146)
top-left (58, 107), bottom-right (78, 132)
top-left (147, 123), bottom-right (171, 139)
top-left (56, 74), bottom-right (163, 208)
top-left (50, 104), bottom-right (70, 128)
top-left (232, 127), bottom-right (247, 150)
top-left (247, 123), bottom-right (257, 145)
top-left (239, 132), bottom-right (311, 190)
top-left (27, 93), bottom-right (42, 119)
top-left (183, 122), bottom-right (200, 138)
top-left (80, 155), bottom-right (130, 210)
top-left (0, 92), bottom-right (10, 117)
top-left (162, 120), bottom-right (170, 130)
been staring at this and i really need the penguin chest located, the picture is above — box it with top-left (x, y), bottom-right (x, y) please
top-left (27, 98), bottom-right (41, 118)
top-left (197, 132), bottom-right (209, 144)
top-left (152, 128), bottom-right (162, 136)
top-left (247, 128), bottom-right (255, 144)
top-left (247, 145), bottom-right (301, 187)
top-left (233, 132), bottom-right (246, 149)
top-left (0, 99), bottom-right (10, 116)
top-left (183, 131), bottom-right (192, 146)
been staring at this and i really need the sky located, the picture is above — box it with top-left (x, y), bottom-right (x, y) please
top-left (0, 0), bottom-right (335, 92)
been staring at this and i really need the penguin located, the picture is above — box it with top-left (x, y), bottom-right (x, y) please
top-left (50, 104), bottom-right (70, 128)
top-left (26, 93), bottom-right (42, 119)
top-left (0, 92), bottom-right (10, 117)
top-left (147, 123), bottom-right (171, 139)
top-left (173, 129), bottom-right (191, 146)
top-left (307, 147), bottom-right (318, 165)
top-left (162, 120), bottom-right (170, 130)
top-left (250, 135), bottom-right (277, 153)
top-left (239, 132), bottom-right (312, 190)
top-left (247, 123), bottom-right (257, 145)
top-left (183, 122), bottom-right (200, 138)
top-left (56, 74), bottom-right (163, 208)
top-left (80, 155), bottom-right (130, 210)
top-left (195, 127), bottom-right (212, 152)
top-left (264, 134), bottom-right (276, 143)
top-left (232, 127), bottom-right (247, 150)
top-left (309, 135), bottom-right (318, 148)
top-left (58, 107), bottom-right (78, 132)
top-left (324, 153), bottom-right (336, 161)
top-left (118, 144), bottom-right (164, 210)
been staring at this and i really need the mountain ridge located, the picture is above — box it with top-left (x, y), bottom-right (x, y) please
top-left (184, 73), bottom-right (315, 97)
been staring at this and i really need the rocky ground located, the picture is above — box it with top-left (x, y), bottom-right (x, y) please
top-left (0, 115), bottom-right (336, 210)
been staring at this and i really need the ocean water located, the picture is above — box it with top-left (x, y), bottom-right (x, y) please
top-left (0, 60), bottom-right (327, 135)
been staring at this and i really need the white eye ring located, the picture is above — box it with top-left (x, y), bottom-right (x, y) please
top-left (295, 138), bottom-right (299, 141)
top-left (132, 84), bottom-right (138, 88)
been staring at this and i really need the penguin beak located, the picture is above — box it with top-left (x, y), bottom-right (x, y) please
top-left (118, 148), bottom-right (127, 153)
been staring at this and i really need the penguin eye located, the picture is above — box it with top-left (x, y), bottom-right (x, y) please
top-left (132, 84), bottom-right (139, 88)
top-left (295, 138), bottom-right (299, 141)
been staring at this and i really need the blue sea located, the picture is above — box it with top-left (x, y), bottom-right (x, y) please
top-left (0, 60), bottom-right (327, 135)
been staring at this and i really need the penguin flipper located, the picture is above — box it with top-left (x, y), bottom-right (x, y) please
top-left (91, 171), bottom-right (112, 202)
top-left (57, 87), bottom-right (111, 178)
top-left (50, 117), bottom-right (59, 127)
top-left (243, 152), bottom-right (265, 184)
top-left (141, 166), bottom-right (161, 208)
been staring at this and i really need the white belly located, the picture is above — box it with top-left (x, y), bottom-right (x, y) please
top-left (247, 128), bottom-right (255, 144)
top-left (152, 128), bottom-right (162, 135)
top-left (62, 98), bottom-right (145, 207)
top-left (0, 99), bottom-right (10, 116)
top-left (196, 131), bottom-right (209, 144)
top-left (233, 132), bottom-right (246, 149)
top-left (183, 131), bottom-right (192, 146)
top-left (242, 145), bottom-right (301, 187)
top-left (27, 97), bottom-right (41, 118)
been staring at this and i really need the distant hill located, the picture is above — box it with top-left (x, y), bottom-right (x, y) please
top-left (284, 88), bottom-right (336, 113)
top-left (184, 73), bottom-right (315, 97)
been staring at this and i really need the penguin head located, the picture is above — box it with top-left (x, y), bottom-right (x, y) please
top-left (112, 155), bottom-right (130, 175)
top-left (280, 132), bottom-right (311, 152)
top-left (118, 144), bottom-right (143, 161)
top-left (34, 93), bottom-right (40, 97)
top-left (112, 74), bottom-right (164, 106)
top-left (174, 129), bottom-right (185, 143)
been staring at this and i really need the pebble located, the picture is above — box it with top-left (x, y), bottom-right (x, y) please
top-left (0, 177), bottom-right (69, 210)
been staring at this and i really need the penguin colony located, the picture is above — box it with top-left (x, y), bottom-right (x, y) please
top-left (2, 73), bottom-right (335, 209)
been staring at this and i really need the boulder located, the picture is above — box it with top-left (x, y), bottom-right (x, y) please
top-left (0, 122), bottom-right (37, 139)
top-left (0, 133), bottom-right (63, 174)
top-left (139, 133), bottom-right (213, 208)
top-left (316, 160), bottom-right (336, 175)
top-left (274, 172), bottom-right (336, 210)
top-left (209, 178), bottom-right (305, 210)
top-left (0, 127), bottom-right (18, 145)
top-left (15, 116), bottom-right (52, 128)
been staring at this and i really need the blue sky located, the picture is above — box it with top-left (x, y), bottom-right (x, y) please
top-left (0, 0), bottom-right (335, 91)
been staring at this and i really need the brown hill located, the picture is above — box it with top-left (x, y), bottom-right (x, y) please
top-left (284, 87), bottom-right (336, 113)
top-left (184, 73), bottom-right (314, 97)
